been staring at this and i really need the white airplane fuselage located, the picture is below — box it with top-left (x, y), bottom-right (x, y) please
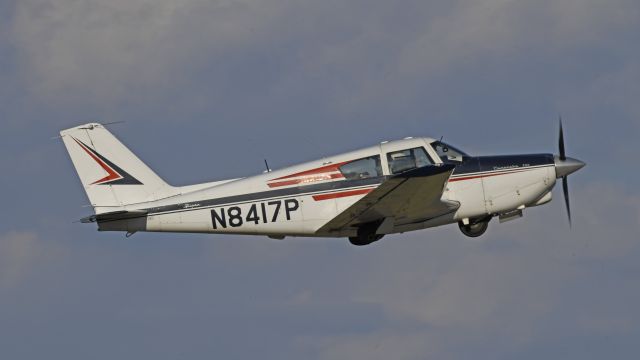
top-left (95, 138), bottom-right (557, 238)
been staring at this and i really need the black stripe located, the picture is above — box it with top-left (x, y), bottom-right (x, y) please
top-left (146, 176), bottom-right (386, 215)
top-left (76, 138), bottom-right (143, 185)
top-left (452, 154), bottom-right (554, 176)
top-left (478, 154), bottom-right (555, 172)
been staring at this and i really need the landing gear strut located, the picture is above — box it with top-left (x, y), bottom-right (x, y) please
top-left (458, 217), bottom-right (490, 238)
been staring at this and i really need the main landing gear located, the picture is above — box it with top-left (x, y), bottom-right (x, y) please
top-left (458, 217), bottom-right (491, 238)
top-left (349, 221), bottom-right (384, 246)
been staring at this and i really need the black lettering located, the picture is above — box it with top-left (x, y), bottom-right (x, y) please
top-left (268, 201), bottom-right (281, 222)
top-left (261, 203), bottom-right (267, 224)
top-left (246, 204), bottom-right (260, 224)
top-left (211, 208), bottom-right (226, 229)
top-left (228, 206), bottom-right (243, 227)
top-left (284, 199), bottom-right (299, 220)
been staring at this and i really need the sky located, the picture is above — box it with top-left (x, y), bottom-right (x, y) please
top-left (1, 0), bottom-right (639, 359)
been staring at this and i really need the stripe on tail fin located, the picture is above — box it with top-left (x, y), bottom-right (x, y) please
top-left (72, 137), bottom-right (143, 185)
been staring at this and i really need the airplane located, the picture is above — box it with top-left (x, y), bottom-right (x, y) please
top-left (60, 122), bottom-right (585, 246)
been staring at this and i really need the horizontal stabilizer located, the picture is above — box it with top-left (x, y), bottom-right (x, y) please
top-left (81, 210), bottom-right (148, 223)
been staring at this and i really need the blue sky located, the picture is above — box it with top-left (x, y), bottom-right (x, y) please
top-left (1, 1), bottom-right (639, 359)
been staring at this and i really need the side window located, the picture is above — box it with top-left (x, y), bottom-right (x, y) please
top-left (339, 156), bottom-right (382, 180)
top-left (387, 147), bottom-right (433, 174)
top-left (430, 141), bottom-right (467, 163)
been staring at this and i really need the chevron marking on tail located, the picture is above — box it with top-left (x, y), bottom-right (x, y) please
top-left (72, 137), bottom-right (143, 185)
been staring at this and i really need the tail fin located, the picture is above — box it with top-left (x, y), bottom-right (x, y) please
top-left (60, 123), bottom-right (173, 212)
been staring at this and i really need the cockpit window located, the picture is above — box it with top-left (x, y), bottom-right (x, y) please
top-left (339, 155), bottom-right (382, 180)
top-left (386, 147), bottom-right (433, 175)
top-left (430, 141), bottom-right (468, 163)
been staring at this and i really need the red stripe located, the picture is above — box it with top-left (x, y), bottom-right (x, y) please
top-left (271, 161), bottom-right (349, 181)
top-left (268, 173), bottom-right (344, 188)
top-left (73, 138), bottom-right (122, 184)
top-left (312, 188), bottom-right (374, 201)
top-left (449, 168), bottom-right (533, 182)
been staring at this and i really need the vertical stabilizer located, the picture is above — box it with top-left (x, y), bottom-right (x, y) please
top-left (60, 123), bottom-right (173, 213)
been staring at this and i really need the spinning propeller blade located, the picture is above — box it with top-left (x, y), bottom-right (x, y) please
top-left (554, 119), bottom-right (585, 227)
top-left (558, 117), bottom-right (566, 161)
top-left (562, 176), bottom-right (571, 227)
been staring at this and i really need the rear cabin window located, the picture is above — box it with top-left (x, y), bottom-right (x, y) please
top-left (387, 147), bottom-right (433, 174)
top-left (339, 156), bottom-right (382, 180)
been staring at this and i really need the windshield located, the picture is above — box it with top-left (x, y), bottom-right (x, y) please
top-left (430, 141), bottom-right (469, 163)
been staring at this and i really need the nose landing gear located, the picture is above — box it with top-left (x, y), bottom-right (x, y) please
top-left (459, 217), bottom-right (490, 238)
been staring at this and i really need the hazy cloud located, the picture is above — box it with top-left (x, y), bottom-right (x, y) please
top-left (11, 0), bottom-right (287, 105)
top-left (10, 0), bottom-right (639, 114)
top-left (0, 231), bottom-right (39, 289)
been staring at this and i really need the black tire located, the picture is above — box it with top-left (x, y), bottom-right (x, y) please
top-left (348, 233), bottom-right (384, 246)
top-left (348, 222), bottom-right (385, 246)
top-left (458, 219), bottom-right (489, 238)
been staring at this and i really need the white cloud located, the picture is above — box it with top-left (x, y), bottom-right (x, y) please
top-left (266, 0), bottom-right (640, 116)
top-left (10, 0), bottom-right (639, 113)
top-left (10, 0), bottom-right (286, 105)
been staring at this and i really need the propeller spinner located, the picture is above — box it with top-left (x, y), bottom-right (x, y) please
top-left (554, 119), bottom-right (586, 226)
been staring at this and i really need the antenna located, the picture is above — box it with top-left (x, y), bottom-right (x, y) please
top-left (53, 121), bottom-right (127, 139)
top-left (264, 159), bottom-right (272, 173)
top-left (102, 120), bottom-right (126, 127)
top-left (79, 121), bottom-right (126, 130)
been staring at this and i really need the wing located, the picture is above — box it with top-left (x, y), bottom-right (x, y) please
top-left (317, 164), bottom-right (458, 235)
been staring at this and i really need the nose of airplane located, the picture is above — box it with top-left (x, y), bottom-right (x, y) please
top-left (554, 156), bottom-right (586, 178)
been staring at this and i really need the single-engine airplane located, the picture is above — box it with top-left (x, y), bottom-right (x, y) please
top-left (60, 122), bottom-right (584, 245)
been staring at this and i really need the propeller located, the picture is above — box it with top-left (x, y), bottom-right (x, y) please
top-left (562, 174), bottom-right (571, 226)
top-left (558, 118), bottom-right (566, 161)
top-left (554, 118), bottom-right (585, 227)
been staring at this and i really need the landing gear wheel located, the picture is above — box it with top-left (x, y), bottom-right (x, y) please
top-left (459, 219), bottom-right (489, 238)
top-left (349, 234), bottom-right (384, 246)
top-left (348, 222), bottom-right (384, 246)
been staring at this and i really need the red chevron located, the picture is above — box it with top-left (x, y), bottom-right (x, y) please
top-left (73, 138), bottom-right (122, 184)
